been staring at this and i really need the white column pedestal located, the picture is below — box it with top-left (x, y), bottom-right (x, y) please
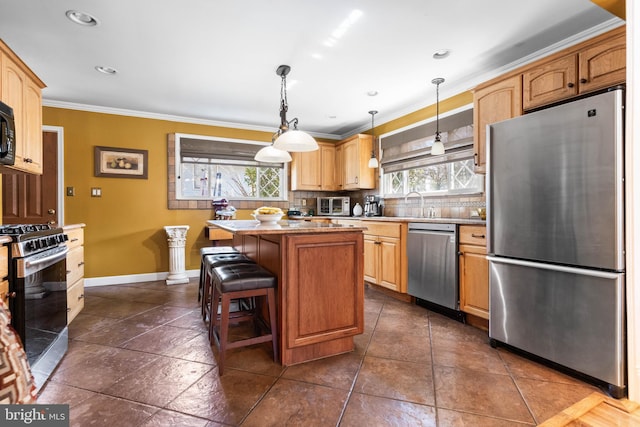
top-left (164, 225), bottom-right (190, 285)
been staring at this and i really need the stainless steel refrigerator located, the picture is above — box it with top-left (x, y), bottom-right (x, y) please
top-left (487, 87), bottom-right (626, 397)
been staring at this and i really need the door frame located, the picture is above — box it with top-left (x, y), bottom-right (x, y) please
top-left (43, 125), bottom-right (64, 226)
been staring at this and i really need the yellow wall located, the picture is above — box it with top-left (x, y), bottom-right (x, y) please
top-left (43, 91), bottom-right (470, 279)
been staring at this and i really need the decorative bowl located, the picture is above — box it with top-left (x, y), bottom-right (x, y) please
top-left (252, 213), bottom-right (284, 223)
top-left (477, 208), bottom-right (486, 220)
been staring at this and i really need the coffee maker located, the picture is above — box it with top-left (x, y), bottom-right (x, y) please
top-left (364, 195), bottom-right (382, 217)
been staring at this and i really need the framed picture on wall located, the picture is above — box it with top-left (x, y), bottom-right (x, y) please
top-left (94, 146), bottom-right (148, 179)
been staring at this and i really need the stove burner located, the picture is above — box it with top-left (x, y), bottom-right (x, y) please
top-left (0, 224), bottom-right (66, 258)
top-left (0, 224), bottom-right (52, 235)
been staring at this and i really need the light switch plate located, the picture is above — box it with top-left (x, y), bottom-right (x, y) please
top-left (91, 188), bottom-right (102, 197)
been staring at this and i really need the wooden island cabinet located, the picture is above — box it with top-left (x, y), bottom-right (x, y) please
top-left (211, 219), bottom-right (365, 365)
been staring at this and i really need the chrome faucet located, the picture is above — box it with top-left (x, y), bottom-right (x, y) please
top-left (404, 191), bottom-right (424, 217)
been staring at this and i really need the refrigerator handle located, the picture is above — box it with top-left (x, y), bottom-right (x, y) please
top-left (486, 256), bottom-right (622, 279)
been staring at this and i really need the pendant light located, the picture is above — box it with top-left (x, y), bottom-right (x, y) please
top-left (271, 65), bottom-right (318, 152)
top-left (254, 142), bottom-right (292, 163)
top-left (367, 110), bottom-right (379, 168)
top-left (431, 77), bottom-right (445, 156)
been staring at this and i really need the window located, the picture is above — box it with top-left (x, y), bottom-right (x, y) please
top-left (174, 133), bottom-right (288, 201)
top-left (379, 108), bottom-right (483, 197)
top-left (383, 157), bottom-right (482, 197)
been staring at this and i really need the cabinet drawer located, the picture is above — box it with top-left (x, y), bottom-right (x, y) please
top-left (65, 228), bottom-right (84, 250)
top-left (67, 278), bottom-right (85, 324)
top-left (66, 246), bottom-right (85, 286)
top-left (207, 227), bottom-right (233, 241)
top-left (364, 222), bottom-right (401, 238)
top-left (0, 246), bottom-right (7, 279)
top-left (0, 279), bottom-right (9, 308)
top-left (459, 225), bottom-right (487, 246)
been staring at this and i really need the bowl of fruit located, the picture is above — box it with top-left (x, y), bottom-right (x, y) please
top-left (252, 206), bottom-right (284, 223)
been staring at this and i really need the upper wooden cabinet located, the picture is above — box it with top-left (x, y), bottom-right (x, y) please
top-left (473, 75), bottom-right (522, 174)
top-left (339, 134), bottom-right (375, 190)
top-left (473, 26), bottom-right (625, 174)
top-left (523, 54), bottom-right (578, 110)
top-left (290, 142), bottom-right (337, 191)
top-left (0, 40), bottom-right (46, 174)
top-left (523, 27), bottom-right (625, 110)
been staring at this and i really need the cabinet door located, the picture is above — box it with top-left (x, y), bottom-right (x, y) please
top-left (578, 32), bottom-right (626, 94)
top-left (67, 278), bottom-right (85, 324)
top-left (363, 234), bottom-right (378, 284)
top-left (22, 78), bottom-right (43, 174)
top-left (459, 243), bottom-right (489, 319)
top-left (320, 143), bottom-right (337, 190)
top-left (523, 54), bottom-right (577, 110)
top-left (473, 76), bottom-right (522, 174)
top-left (342, 139), bottom-right (360, 189)
top-left (2, 54), bottom-right (26, 166)
top-left (379, 236), bottom-right (400, 291)
top-left (335, 144), bottom-right (344, 190)
top-left (291, 149), bottom-right (321, 190)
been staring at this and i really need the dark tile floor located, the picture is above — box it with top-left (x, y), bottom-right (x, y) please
top-left (38, 279), bottom-right (603, 426)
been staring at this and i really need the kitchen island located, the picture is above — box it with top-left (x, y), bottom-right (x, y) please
top-left (206, 219), bottom-right (366, 365)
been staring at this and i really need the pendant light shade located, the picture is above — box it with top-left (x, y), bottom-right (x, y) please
top-left (431, 77), bottom-right (445, 156)
top-left (273, 128), bottom-right (318, 152)
top-left (367, 110), bottom-right (379, 168)
top-left (270, 65), bottom-right (318, 153)
top-left (254, 145), bottom-right (292, 163)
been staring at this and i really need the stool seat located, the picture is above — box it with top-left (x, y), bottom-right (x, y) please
top-left (210, 262), bottom-right (278, 375)
top-left (212, 264), bottom-right (276, 293)
top-left (198, 246), bottom-right (239, 303)
top-left (200, 246), bottom-right (238, 256)
top-left (201, 253), bottom-right (253, 322)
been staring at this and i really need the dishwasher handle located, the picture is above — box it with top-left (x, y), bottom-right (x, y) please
top-left (408, 229), bottom-right (455, 237)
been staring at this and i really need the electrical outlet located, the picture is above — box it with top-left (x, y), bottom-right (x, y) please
top-left (302, 199), bottom-right (307, 206)
top-left (66, 186), bottom-right (75, 196)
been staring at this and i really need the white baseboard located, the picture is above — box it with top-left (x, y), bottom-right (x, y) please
top-left (84, 269), bottom-right (200, 287)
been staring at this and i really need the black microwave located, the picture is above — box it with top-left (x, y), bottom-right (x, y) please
top-left (0, 100), bottom-right (16, 166)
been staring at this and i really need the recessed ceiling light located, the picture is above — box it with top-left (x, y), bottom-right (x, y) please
top-left (66, 10), bottom-right (99, 26)
top-left (367, 90), bottom-right (378, 97)
top-left (433, 49), bottom-right (451, 59)
top-left (95, 66), bottom-right (117, 75)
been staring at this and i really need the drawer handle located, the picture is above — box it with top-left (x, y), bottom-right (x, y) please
top-left (580, 78), bottom-right (588, 84)
top-left (66, 270), bottom-right (71, 274)
top-left (6, 292), bottom-right (16, 299)
top-left (78, 262), bottom-right (85, 267)
top-left (24, 158), bottom-right (33, 163)
top-left (78, 294), bottom-right (84, 300)
top-left (471, 234), bottom-right (486, 238)
top-left (67, 308), bottom-right (72, 312)
top-left (567, 82), bottom-right (575, 88)
top-left (70, 238), bottom-right (79, 243)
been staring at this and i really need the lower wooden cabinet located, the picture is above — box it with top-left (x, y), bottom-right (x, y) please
top-left (64, 224), bottom-right (85, 323)
top-left (335, 219), bottom-right (407, 294)
top-left (458, 225), bottom-right (489, 319)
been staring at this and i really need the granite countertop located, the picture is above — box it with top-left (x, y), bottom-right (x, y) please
top-left (207, 219), bottom-right (368, 235)
top-left (305, 216), bottom-right (487, 226)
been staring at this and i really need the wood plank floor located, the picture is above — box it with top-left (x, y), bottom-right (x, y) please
top-left (541, 392), bottom-right (640, 426)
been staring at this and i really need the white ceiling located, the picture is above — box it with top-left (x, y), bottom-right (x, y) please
top-left (0, 0), bottom-right (622, 139)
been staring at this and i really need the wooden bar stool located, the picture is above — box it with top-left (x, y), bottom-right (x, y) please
top-left (201, 253), bottom-right (253, 322)
top-left (198, 246), bottom-right (238, 304)
top-left (210, 263), bottom-right (278, 375)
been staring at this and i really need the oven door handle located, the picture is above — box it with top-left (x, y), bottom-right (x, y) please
top-left (24, 246), bottom-right (69, 270)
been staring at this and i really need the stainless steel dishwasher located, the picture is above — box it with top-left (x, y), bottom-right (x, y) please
top-left (407, 223), bottom-right (459, 311)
